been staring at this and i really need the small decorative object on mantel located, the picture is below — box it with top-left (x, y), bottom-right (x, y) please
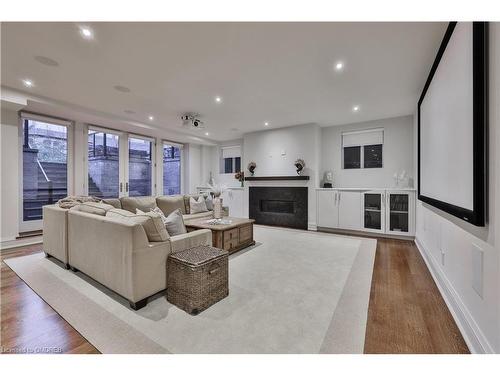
top-left (323, 170), bottom-right (334, 188)
top-left (294, 158), bottom-right (305, 175)
top-left (235, 171), bottom-right (245, 187)
top-left (247, 161), bottom-right (256, 176)
top-left (393, 170), bottom-right (410, 188)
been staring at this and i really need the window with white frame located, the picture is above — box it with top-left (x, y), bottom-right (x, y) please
top-left (220, 146), bottom-right (241, 174)
top-left (163, 141), bottom-right (182, 195)
top-left (342, 128), bottom-right (384, 169)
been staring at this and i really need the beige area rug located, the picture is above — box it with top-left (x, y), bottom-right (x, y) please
top-left (4, 226), bottom-right (376, 354)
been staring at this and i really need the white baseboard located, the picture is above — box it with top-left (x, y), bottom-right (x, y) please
top-left (308, 222), bottom-right (317, 231)
top-left (414, 237), bottom-right (494, 354)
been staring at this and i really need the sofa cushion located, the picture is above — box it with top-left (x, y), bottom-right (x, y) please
top-left (102, 198), bottom-right (122, 209)
top-left (77, 202), bottom-right (115, 216)
top-left (156, 195), bottom-right (186, 215)
top-left (120, 196), bottom-right (157, 213)
top-left (183, 211), bottom-right (214, 222)
top-left (106, 208), bottom-right (169, 242)
top-left (189, 196), bottom-right (208, 214)
top-left (164, 209), bottom-right (187, 236)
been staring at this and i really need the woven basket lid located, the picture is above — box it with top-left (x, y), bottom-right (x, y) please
top-left (170, 245), bottom-right (228, 266)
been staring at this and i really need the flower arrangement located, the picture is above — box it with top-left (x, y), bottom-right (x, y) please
top-left (294, 158), bottom-right (305, 175)
top-left (235, 171), bottom-right (245, 187)
top-left (247, 161), bottom-right (256, 176)
top-left (208, 182), bottom-right (226, 198)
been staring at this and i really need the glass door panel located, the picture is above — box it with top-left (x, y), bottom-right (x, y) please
top-left (128, 137), bottom-right (153, 197)
top-left (163, 144), bottom-right (181, 195)
top-left (87, 130), bottom-right (120, 198)
top-left (22, 119), bottom-right (68, 225)
top-left (364, 193), bottom-right (382, 230)
top-left (388, 194), bottom-right (409, 232)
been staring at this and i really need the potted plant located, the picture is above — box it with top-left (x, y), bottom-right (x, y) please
top-left (235, 171), bottom-right (245, 187)
top-left (294, 158), bottom-right (305, 175)
top-left (247, 161), bottom-right (256, 176)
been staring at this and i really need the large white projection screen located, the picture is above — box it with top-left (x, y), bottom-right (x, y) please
top-left (420, 22), bottom-right (474, 210)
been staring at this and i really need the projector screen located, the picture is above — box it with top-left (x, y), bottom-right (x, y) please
top-left (418, 22), bottom-right (487, 226)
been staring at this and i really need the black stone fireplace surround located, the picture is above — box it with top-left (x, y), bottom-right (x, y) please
top-left (249, 187), bottom-right (308, 229)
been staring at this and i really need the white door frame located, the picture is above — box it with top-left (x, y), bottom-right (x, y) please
top-left (19, 113), bottom-right (74, 233)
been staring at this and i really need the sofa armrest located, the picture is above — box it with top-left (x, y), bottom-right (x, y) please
top-left (169, 229), bottom-right (212, 253)
top-left (43, 204), bottom-right (68, 264)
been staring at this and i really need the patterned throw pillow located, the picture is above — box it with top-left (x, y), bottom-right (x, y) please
top-left (149, 206), bottom-right (168, 226)
top-left (189, 196), bottom-right (208, 214)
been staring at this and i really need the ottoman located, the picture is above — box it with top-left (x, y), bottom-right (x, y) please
top-left (167, 245), bottom-right (229, 315)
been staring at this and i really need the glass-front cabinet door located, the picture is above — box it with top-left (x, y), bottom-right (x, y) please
top-left (362, 191), bottom-right (385, 233)
top-left (386, 191), bottom-right (414, 235)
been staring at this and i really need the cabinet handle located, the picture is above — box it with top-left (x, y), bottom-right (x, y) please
top-left (338, 192), bottom-right (341, 203)
top-left (120, 182), bottom-right (123, 192)
top-left (126, 182), bottom-right (129, 192)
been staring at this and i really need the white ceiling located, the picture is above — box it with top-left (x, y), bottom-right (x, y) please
top-left (1, 22), bottom-right (446, 142)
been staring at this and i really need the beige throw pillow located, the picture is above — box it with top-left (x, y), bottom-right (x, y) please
top-left (106, 208), bottom-right (169, 242)
top-left (189, 196), bottom-right (208, 214)
top-left (164, 209), bottom-right (187, 236)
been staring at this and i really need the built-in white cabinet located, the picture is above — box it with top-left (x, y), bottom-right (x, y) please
top-left (222, 188), bottom-right (244, 218)
top-left (317, 188), bottom-right (415, 237)
top-left (385, 190), bottom-right (414, 236)
top-left (362, 191), bottom-right (386, 234)
top-left (338, 191), bottom-right (361, 230)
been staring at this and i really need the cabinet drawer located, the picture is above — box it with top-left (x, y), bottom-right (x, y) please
top-left (239, 224), bottom-right (252, 243)
top-left (223, 228), bottom-right (239, 250)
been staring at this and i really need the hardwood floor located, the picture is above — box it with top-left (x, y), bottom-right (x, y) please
top-left (0, 238), bottom-right (468, 354)
top-left (0, 244), bottom-right (99, 354)
top-left (364, 238), bottom-right (469, 354)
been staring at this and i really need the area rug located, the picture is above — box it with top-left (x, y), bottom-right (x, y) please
top-left (3, 226), bottom-right (376, 354)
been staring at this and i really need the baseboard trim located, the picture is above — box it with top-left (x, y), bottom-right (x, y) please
top-left (414, 237), bottom-right (493, 354)
top-left (308, 222), bottom-right (317, 231)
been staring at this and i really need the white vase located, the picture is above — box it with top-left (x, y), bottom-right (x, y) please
top-left (213, 197), bottom-right (223, 219)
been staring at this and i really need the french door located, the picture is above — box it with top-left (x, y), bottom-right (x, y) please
top-left (86, 127), bottom-right (155, 198)
top-left (19, 113), bottom-right (73, 233)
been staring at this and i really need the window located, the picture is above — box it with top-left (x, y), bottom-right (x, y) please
top-left (343, 146), bottom-right (361, 169)
top-left (128, 137), bottom-right (153, 196)
top-left (87, 130), bottom-right (120, 198)
top-left (163, 143), bottom-right (182, 195)
top-left (342, 128), bottom-right (383, 169)
top-left (364, 144), bottom-right (383, 168)
top-left (21, 116), bottom-right (69, 222)
top-left (220, 146), bottom-right (241, 174)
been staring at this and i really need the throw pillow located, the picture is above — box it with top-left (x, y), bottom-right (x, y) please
top-left (205, 195), bottom-right (213, 210)
top-left (164, 209), bottom-right (187, 236)
top-left (189, 196), bottom-right (208, 214)
top-left (107, 208), bottom-right (169, 242)
top-left (78, 201), bottom-right (115, 216)
top-left (148, 207), bottom-right (169, 226)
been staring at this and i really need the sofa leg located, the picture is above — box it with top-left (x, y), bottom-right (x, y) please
top-left (129, 298), bottom-right (148, 310)
top-left (65, 263), bottom-right (70, 270)
top-left (45, 253), bottom-right (52, 258)
top-left (70, 266), bottom-right (79, 272)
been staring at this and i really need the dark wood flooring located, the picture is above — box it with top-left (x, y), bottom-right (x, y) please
top-left (1, 238), bottom-right (469, 354)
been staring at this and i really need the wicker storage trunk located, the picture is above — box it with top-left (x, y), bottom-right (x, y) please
top-left (167, 245), bottom-right (229, 315)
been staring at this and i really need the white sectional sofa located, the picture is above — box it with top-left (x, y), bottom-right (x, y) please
top-left (43, 194), bottom-right (214, 309)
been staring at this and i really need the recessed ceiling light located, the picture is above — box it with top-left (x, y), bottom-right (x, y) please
top-left (79, 26), bottom-right (93, 39)
top-left (22, 79), bottom-right (33, 87)
top-left (335, 61), bottom-right (344, 71)
top-left (205, 132), bottom-right (210, 136)
top-left (114, 85), bottom-right (131, 93)
top-left (215, 96), bottom-right (222, 103)
top-left (264, 122), bottom-right (269, 126)
top-left (352, 105), bottom-right (360, 112)
top-left (34, 55), bottom-right (59, 67)
top-left (148, 115), bottom-right (154, 121)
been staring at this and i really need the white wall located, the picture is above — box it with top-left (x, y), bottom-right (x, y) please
top-left (320, 115), bottom-right (414, 188)
top-left (414, 23), bottom-right (500, 353)
top-left (243, 124), bottom-right (321, 228)
top-left (0, 108), bottom-right (20, 241)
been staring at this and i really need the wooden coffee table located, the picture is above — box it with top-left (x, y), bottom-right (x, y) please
top-left (185, 217), bottom-right (255, 254)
